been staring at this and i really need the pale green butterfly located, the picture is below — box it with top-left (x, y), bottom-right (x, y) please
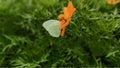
top-left (42, 20), bottom-right (61, 37)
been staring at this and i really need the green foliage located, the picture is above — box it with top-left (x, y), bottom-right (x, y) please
top-left (0, 0), bottom-right (120, 67)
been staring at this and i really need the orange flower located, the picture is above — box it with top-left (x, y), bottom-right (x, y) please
top-left (107, 0), bottom-right (120, 5)
top-left (58, 1), bottom-right (76, 36)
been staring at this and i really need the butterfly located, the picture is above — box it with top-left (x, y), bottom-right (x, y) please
top-left (42, 1), bottom-right (76, 37)
top-left (42, 20), bottom-right (61, 37)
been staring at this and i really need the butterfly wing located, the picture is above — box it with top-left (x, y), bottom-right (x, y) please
top-left (42, 20), bottom-right (61, 37)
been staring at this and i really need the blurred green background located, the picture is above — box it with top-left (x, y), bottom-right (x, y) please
top-left (0, 0), bottom-right (120, 67)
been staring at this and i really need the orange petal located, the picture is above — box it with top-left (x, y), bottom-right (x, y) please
top-left (67, 1), bottom-right (76, 18)
top-left (60, 18), bottom-right (71, 29)
top-left (61, 27), bottom-right (66, 36)
top-left (63, 1), bottom-right (76, 19)
top-left (59, 1), bottom-right (76, 37)
top-left (58, 14), bottom-right (64, 20)
top-left (59, 20), bottom-right (66, 29)
top-left (64, 7), bottom-right (69, 19)
top-left (107, 0), bottom-right (120, 4)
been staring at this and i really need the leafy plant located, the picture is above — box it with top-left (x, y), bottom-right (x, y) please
top-left (0, 0), bottom-right (120, 67)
